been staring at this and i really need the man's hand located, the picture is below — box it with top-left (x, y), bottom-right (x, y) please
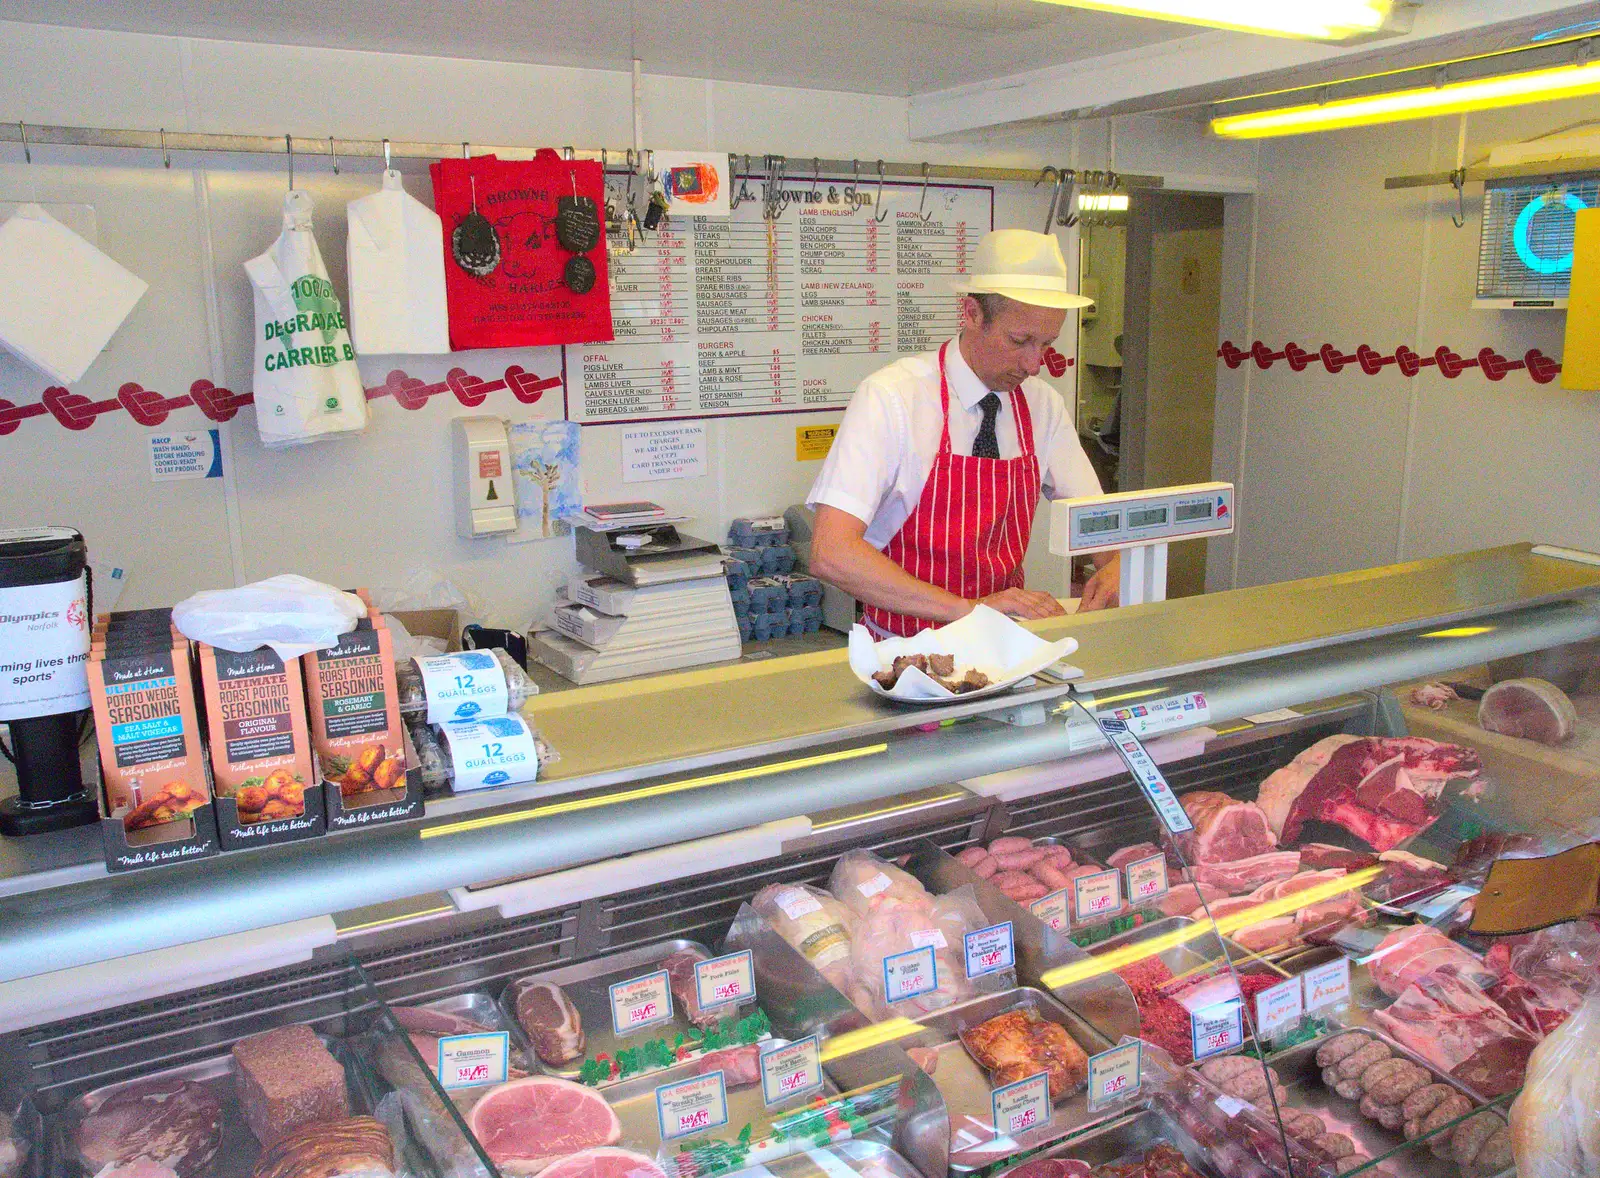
top-left (1080, 553), bottom-right (1121, 611)
top-left (977, 587), bottom-right (1067, 620)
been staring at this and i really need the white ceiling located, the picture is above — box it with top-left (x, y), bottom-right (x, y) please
top-left (0, 0), bottom-right (1200, 97)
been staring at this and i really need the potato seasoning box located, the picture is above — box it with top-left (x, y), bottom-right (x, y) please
top-left (302, 613), bottom-right (407, 805)
top-left (196, 643), bottom-right (317, 836)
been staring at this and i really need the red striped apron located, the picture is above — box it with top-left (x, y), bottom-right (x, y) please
top-left (863, 341), bottom-right (1043, 637)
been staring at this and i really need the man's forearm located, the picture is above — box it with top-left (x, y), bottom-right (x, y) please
top-left (812, 535), bottom-right (971, 623)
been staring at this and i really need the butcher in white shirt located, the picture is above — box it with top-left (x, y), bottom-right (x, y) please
top-left (807, 229), bottom-right (1119, 637)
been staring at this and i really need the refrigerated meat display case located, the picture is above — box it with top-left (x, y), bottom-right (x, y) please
top-left (1, 543), bottom-right (1598, 1178)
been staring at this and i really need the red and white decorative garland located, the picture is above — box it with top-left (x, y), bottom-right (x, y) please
top-left (1218, 340), bottom-right (1562, 384)
top-left (0, 363), bottom-right (563, 436)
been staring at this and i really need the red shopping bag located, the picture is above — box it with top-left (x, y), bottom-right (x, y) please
top-left (431, 149), bottom-right (613, 349)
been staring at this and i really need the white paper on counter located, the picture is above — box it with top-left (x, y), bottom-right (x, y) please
top-left (848, 604), bottom-right (1081, 704)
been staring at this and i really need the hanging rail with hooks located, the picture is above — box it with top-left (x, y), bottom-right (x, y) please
top-left (0, 121), bottom-right (1164, 190)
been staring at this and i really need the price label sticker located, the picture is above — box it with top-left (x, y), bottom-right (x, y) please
top-left (696, 950), bottom-right (755, 1012)
top-left (990, 1070), bottom-right (1051, 1137)
top-left (437, 1032), bottom-right (509, 1091)
top-left (1072, 869), bottom-right (1122, 922)
top-left (760, 1035), bottom-right (823, 1107)
top-left (656, 1071), bottom-right (730, 1140)
top-left (610, 969), bottom-right (674, 1036)
top-left (1087, 1041), bottom-right (1143, 1112)
top-left (1029, 889), bottom-right (1070, 932)
top-left (964, 922), bottom-right (1015, 979)
top-left (883, 945), bottom-right (939, 1004)
top-left (1125, 854), bottom-right (1169, 904)
top-left (1095, 717), bottom-right (1193, 835)
top-left (1191, 997), bottom-right (1244, 1061)
top-left (1255, 976), bottom-right (1304, 1039)
top-left (1304, 958), bottom-right (1351, 1012)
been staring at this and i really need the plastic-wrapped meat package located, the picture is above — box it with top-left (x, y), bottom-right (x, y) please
top-left (750, 883), bottom-right (856, 996)
top-left (1486, 920), bottom-right (1600, 1038)
top-left (846, 884), bottom-right (1008, 1019)
top-left (829, 850), bottom-right (933, 920)
top-left (1373, 974), bottom-right (1538, 1097)
top-left (1510, 989), bottom-right (1600, 1178)
top-left (1366, 925), bottom-right (1498, 998)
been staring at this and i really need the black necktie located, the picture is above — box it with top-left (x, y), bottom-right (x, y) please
top-left (973, 392), bottom-right (1002, 459)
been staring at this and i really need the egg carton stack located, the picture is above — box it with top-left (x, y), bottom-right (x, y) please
top-left (725, 517), bottom-right (823, 642)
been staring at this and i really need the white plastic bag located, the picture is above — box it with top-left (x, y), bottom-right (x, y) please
top-left (346, 170), bottom-right (450, 355)
top-left (244, 190), bottom-right (369, 447)
top-left (172, 574), bottom-right (366, 659)
top-left (1511, 987), bottom-right (1600, 1177)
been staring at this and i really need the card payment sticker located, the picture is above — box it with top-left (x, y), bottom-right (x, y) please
top-left (696, 950), bottom-right (755, 1012)
top-left (1191, 997), bottom-right (1244, 1061)
top-left (964, 922), bottom-right (1015, 979)
top-left (1087, 1041), bottom-right (1143, 1112)
top-left (437, 1032), bottom-right (509, 1091)
top-left (760, 1036), bottom-right (824, 1107)
top-left (610, 969), bottom-right (674, 1036)
top-left (990, 1071), bottom-right (1050, 1137)
top-left (657, 1071), bottom-right (730, 1140)
top-left (1095, 716), bottom-right (1193, 834)
top-left (883, 945), bottom-right (939, 1004)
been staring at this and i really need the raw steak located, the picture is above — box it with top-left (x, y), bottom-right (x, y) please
top-left (1298, 844), bottom-right (1379, 871)
top-left (514, 980), bottom-right (585, 1065)
top-left (1367, 925), bottom-right (1497, 997)
top-left (1193, 895), bottom-right (1262, 920)
top-left (1164, 791), bottom-right (1276, 865)
top-left (467, 1076), bottom-right (621, 1176)
top-left (998, 1159), bottom-right (1094, 1178)
top-left (695, 1044), bottom-right (761, 1087)
top-left (1373, 975), bottom-right (1536, 1097)
top-left (1158, 882), bottom-right (1227, 917)
top-left (661, 949), bottom-right (719, 1028)
top-left (1106, 842), bottom-right (1163, 871)
top-left (1231, 917), bottom-right (1301, 953)
top-left (1256, 736), bottom-right (1480, 850)
top-left (1191, 851), bottom-right (1301, 895)
top-left (540, 1147), bottom-right (667, 1178)
top-left (1478, 678), bottom-right (1576, 745)
top-left (75, 1078), bottom-right (223, 1177)
top-left (392, 1005), bottom-right (493, 1037)
top-left (95, 1163), bottom-right (181, 1178)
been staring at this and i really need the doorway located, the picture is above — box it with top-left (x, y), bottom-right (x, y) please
top-left (1077, 191), bottom-right (1224, 598)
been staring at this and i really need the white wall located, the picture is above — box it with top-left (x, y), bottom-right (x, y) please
top-left (1228, 98), bottom-right (1600, 588)
top-left (0, 21), bottom-right (1253, 627)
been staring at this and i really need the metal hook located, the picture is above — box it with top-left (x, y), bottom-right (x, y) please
top-left (810, 157), bottom-right (821, 201)
top-left (1060, 168), bottom-right (1080, 228)
top-left (1450, 167), bottom-right (1467, 229)
top-left (382, 138), bottom-right (392, 172)
top-left (1049, 171), bottom-right (1066, 233)
top-left (159, 128), bottom-right (170, 169)
top-left (328, 136), bottom-right (339, 175)
top-left (17, 122), bottom-right (28, 164)
top-left (765, 154), bottom-right (787, 220)
top-left (916, 163), bottom-right (933, 222)
top-left (645, 149), bottom-right (657, 182)
top-left (874, 159), bottom-right (889, 222)
top-left (1035, 166), bottom-right (1059, 233)
top-left (730, 154), bottom-right (753, 210)
top-left (286, 133), bottom-right (294, 191)
top-left (851, 158), bottom-right (861, 203)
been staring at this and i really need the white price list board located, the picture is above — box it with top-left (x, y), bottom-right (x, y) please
top-left (569, 183), bottom-right (993, 424)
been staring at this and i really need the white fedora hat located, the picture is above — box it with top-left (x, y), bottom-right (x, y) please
top-left (952, 229), bottom-right (1094, 310)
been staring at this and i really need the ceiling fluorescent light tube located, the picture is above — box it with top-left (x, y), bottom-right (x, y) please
top-left (1213, 59), bottom-right (1600, 138)
top-left (1029, 0), bottom-right (1390, 40)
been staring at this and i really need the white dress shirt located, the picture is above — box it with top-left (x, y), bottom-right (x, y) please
top-left (806, 338), bottom-right (1103, 549)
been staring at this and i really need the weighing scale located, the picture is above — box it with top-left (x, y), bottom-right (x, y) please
top-left (1049, 481), bottom-right (1235, 606)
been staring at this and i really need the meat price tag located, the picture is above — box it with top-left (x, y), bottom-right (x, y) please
top-left (963, 921), bottom-right (1015, 979)
top-left (610, 969), bottom-right (674, 1036)
top-left (1093, 715), bottom-right (1193, 834)
top-left (695, 950), bottom-right (755, 1012)
top-left (436, 1031), bottom-right (509, 1091)
top-left (760, 1035), bottom-right (823, 1107)
top-left (883, 945), bottom-right (939, 1004)
top-left (1086, 1041), bottom-right (1143, 1112)
top-left (1190, 997), bottom-right (1244, 1061)
top-left (1303, 958), bottom-right (1351, 1012)
top-left (656, 1070), bottom-right (730, 1140)
top-left (1255, 976), bottom-right (1304, 1039)
top-left (416, 651), bottom-right (509, 724)
top-left (1072, 868), bottom-right (1121, 922)
top-left (1125, 853), bottom-right (1169, 904)
top-left (1028, 889), bottom-right (1070, 932)
top-left (1104, 691), bottom-right (1210, 738)
top-left (990, 1070), bottom-right (1050, 1137)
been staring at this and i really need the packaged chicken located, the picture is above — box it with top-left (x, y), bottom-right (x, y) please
top-left (1511, 988), bottom-right (1600, 1178)
top-left (752, 883), bottom-right (857, 994)
top-left (846, 885), bottom-right (1007, 1019)
top-left (829, 850), bottom-right (933, 920)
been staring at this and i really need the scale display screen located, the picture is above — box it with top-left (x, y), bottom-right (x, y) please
top-left (1127, 506), bottom-right (1169, 530)
top-left (1080, 513), bottom-right (1121, 536)
top-left (1175, 501), bottom-right (1213, 523)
